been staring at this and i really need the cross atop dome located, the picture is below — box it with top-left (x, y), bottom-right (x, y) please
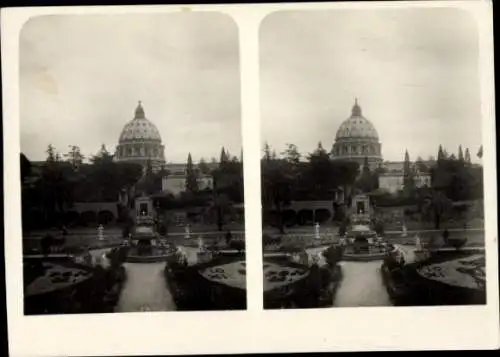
top-left (351, 98), bottom-right (362, 117)
top-left (134, 100), bottom-right (145, 119)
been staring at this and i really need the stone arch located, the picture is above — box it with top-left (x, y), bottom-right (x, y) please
top-left (64, 211), bottom-right (80, 226)
top-left (97, 210), bottom-right (115, 225)
top-left (314, 208), bottom-right (331, 223)
top-left (282, 209), bottom-right (297, 227)
top-left (297, 209), bottom-right (314, 226)
top-left (80, 210), bottom-right (97, 226)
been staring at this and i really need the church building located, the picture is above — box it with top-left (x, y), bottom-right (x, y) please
top-left (114, 101), bottom-right (216, 196)
top-left (331, 99), bottom-right (383, 170)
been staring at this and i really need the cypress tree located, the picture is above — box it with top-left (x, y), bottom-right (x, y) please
top-left (458, 145), bottom-right (464, 162)
top-left (220, 147), bottom-right (228, 164)
top-left (403, 150), bottom-right (414, 191)
top-left (185, 152), bottom-right (199, 193)
top-left (437, 145), bottom-right (445, 163)
top-left (465, 148), bottom-right (471, 164)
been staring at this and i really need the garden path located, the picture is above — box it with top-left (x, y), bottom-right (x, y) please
top-left (333, 260), bottom-right (392, 307)
top-left (115, 262), bottom-right (176, 312)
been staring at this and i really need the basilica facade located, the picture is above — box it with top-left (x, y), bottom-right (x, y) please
top-left (331, 99), bottom-right (383, 170)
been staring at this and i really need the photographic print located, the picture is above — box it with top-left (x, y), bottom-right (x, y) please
top-left (260, 8), bottom-right (487, 309)
top-left (3, 2), bottom-right (498, 356)
top-left (19, 12), bottom-right (246, 314)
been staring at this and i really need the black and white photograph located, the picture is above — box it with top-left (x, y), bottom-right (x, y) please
top-left (19, 12), bottom-right (246, 314)
top-left (2, 2), bottom-right (498, 356)
top-left (260, 8), bottom-right (488, 309)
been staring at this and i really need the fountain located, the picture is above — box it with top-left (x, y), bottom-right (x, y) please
top-left (127, 196), bottom-right (176, 262)
top-left (341, 194), bottom-right (392, 261)
top-left (125, 225), bottom-right (174, 262)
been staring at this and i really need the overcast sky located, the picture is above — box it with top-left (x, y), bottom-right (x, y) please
top-left (260, 8), bottom-right (482, 163)
top-left (20, 13), bottom-right (241, 164)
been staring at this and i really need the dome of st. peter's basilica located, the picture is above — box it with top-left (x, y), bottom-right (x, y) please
top-left (115, 102), bottom-right (166, 170)
top-left (331, 99), bottom-right (383, 169)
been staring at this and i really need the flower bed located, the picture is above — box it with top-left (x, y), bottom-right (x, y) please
top-left (24, 248), bottom-right (129, 314)
top-left (263, 255), bottom-right (341, 309)
top-left (382, 250), bottom-right (486, 306)
top-left (164, 252), bottom-right (247, 311)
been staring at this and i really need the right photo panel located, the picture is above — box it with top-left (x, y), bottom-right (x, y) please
top-left (260, 8), bottom-right (485, 309)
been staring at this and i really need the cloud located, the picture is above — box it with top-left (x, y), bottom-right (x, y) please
top-left (260, 8), bottom-right (482, 161)
top-left (20, 12), bottom-right (241, 163)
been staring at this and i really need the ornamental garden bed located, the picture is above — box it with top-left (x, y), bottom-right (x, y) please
top-left (164, 252), bottom-right (246, 311)
top-left (263, 255), bottom-right (341, 309)
top-left (24, 247), bottom-right (129, 314)
top-left (382, 249), bottom-right (486, 306)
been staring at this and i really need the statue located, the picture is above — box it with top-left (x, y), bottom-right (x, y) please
top-left (198, 236), bottom-right (205, 251)
top-left (401, 223), bottom-right (407, 237)
top-left (314, 222), bottom-right (320, 240)
top-left (415, 234), bottom-right (422, 250)
top-left (97, 224), bottom-right (104, 241)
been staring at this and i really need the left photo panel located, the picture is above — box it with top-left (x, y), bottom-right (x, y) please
top-left (20, 12), bottom-right (246, 314)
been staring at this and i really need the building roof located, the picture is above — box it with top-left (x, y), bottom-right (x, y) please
top-left (118, 102), bottom-right (162, 143)
top-left (335, 99), bottom-right (379, 141)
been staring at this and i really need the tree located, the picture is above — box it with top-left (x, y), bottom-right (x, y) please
top-left (477, 145), bottom-right (483, 159)
top-left (323, 245), bottom-right (343, 266)
top-left (198, 158), bottom-right (211, 174)
top-left (356, 156), bottom-right (376, 193)
top-left (415, 156), bottom-right (427, 173)
top-left (20, 153), bottom-right (32, 183)
top-left (315, 141), bottom-right (327, 156)
top-left (403, 150), bottom-right (415, 193)
top-left (437, 145), bottom-right (448, 163)
top-left (40, 234), bottom-right (55, 256)
top-left (229, 239), bottom-right (245, 253)
top-left (261, 158), bottom-right (293, 233)
top-left (142, 159), bottom-right (157, 195)
top-left (90, 144), bottom-right (113, 165)
top-left (263, 142), bottom-right (272, 161)
top-left (421, 190), bottom-right (453, 229)
top-left (46, 144), bottom-right (56, 162)
top-left (185, 153), bottom-right (199, 193)
top-left (448, 237), bottom-right (467, 251)
top-left (213, 193), bottom-right (231, 231)
top-left (301, 145), bottom-right (337, 199)
top-left (282, 143), bottom-right (301, 165)
top-left (458, 145), bottom-right (464, 162)
top-left (64, 145), bottom-right (85, 170)
top-left (465, 148), bottom-right (471, 164)
top-left (219, 147), bottom-right (229, 164)
top-left (212, 157), bottom-right (244, 203)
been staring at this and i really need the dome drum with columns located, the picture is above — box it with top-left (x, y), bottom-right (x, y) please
top-left (115, 102), bottom-right (166, 170)
top-left (331, 99), bottom-right (383, 170)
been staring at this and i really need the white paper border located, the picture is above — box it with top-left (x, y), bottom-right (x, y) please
top-left (2, 2), bottom-right (498, 356)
